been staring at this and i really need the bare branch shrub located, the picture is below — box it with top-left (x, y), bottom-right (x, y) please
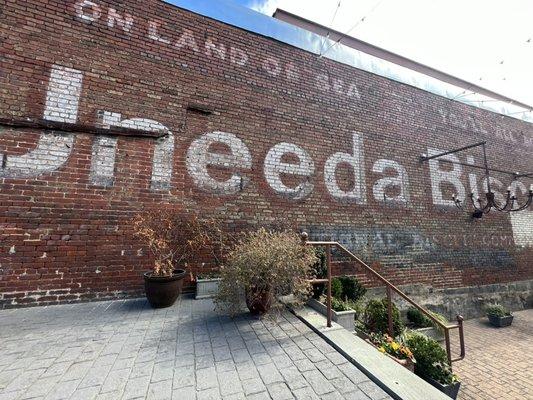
top-left (133, 208), bottom-right (234, 277)
top-left (215, 228), bottom-right (318, 316)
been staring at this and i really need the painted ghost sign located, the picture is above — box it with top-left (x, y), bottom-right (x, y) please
top-left (2, 63), bottom-right (531, 225)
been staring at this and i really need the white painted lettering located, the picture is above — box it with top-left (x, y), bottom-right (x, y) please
top-left (229, 47), bottom-right (248, 66)
top-left (372, 159), bottom-right (410, 203)
top-left (148, 21), bottom-right (170, 44)
top-left (428, 148), bottom-right (465, 206)
top-left (175, 29), bottom-right (199, 52)
top-left (75, 0), bottom-right (102, 22)
top-left (187, 132), bottom-right (252, 194)
top-left (205, 39), bottom-right (226, 60)
top-left (264, 143), bottom-right (315, 200)
top-left (262, 57), bottom-right (281, 77)
top-left (324, 133), bottom-right (366, 204)
top-left (107, 8), bottom-right (134, 33)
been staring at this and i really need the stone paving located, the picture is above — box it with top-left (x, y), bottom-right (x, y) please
top-left (452, 308), bottom-right (532, 400)
top-left (0, 297), bottom-right (391, 400)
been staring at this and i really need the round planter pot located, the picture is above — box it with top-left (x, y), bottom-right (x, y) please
top-left (144, 269), bottom-right (186, 308)
top-left (245, 287), bottom-right (273, 315)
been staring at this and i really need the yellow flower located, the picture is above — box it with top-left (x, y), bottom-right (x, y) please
top-left (391, 342), bottom-right (400, 351)
top-left (379, 346), bottom-right (386, 353)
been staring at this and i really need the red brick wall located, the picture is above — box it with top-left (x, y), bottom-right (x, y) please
top-left (1, 0), bottom-right (532, 307)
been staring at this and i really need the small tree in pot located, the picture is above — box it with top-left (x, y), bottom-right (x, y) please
top-left (133, 208), bottom-right (199, 308)
top-left (215, 228), bottom-right (317, 316)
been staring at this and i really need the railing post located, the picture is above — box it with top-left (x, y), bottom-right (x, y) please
top-left (326, 244), bottom-right (332, 328)
top-left (445, 327), bottom-right (452, 366)
top-left (457, 315), bottom-right (465, 360)
top-left (386, 286), bottom-right (393, 336)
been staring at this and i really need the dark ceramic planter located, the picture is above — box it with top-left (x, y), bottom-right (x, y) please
top-left (427, 377), bottom-right (461, 399)
top-left (144, 269), bottom-right (186, 308)
top-left (245, 287), bottom-right (273, 315)
top-left (487, 314), bottom-right (513, 327)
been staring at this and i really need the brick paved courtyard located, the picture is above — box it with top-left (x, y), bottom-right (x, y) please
top-left (0, 297), bottom-right (391, 400)
top-left (453, 308), bottom-right (532, 400)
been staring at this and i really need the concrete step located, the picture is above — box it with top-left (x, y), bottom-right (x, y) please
top-left (290, 304), bottom-right (451, 400)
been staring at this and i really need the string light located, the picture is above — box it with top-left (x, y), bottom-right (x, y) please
top-left (319, 1), bottom-right (342, 55)
top-left (319, 0), bottom-right (387, 58)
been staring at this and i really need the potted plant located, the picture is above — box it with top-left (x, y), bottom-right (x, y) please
top-left (133, 208), bottom-right (196, 308)
top-left (368, 333), bottom-right (416, 372)
top-left (361, 298), bottom-right (404, 337)
top-left (406, 332), bottom-right (461, 399)
top-left (485, 303), bottom-right (513, 327)
top-left (188, 218), bottom-right (233, 300)
top-left (194, 271), bottom-right (222, 299)
top-left (308, 276), bottom-right (366, 331)
top-left (426, 362), bottom-right (461, 399)
top-left (308, 296), bottom-right (357, 331)
top-left (215, 228), bottom-right (317, 316)
top-left (406, 307), bottom-right (447, 342)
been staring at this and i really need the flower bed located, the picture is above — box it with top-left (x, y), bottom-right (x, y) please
top-left (366, 333), bottom-right (415, 372)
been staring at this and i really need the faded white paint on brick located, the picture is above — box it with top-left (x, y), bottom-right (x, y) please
top-left (510, 211), bottom-right (533, 247)
top-left (428, 148), bottom-right (465, 206)
top-left (44, 65), bottom-right (83, 124)
top-left (372, 159), bottom-right (410, 204)
top-left (116, 117), bottom-right (174, 190)
top-left (186, 131), bottom-right (252, 194)
top-left (324, 133), bottom-right (366, 204)
top-left (93, 113), bottom-right (174, 190)
top-left (90, 135), bottom-right (118, 187)
top-left (264, 142), bottom-right (315, 200)
top-left (0, 65), bottom-right (79, 179)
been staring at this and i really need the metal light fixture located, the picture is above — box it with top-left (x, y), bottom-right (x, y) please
top-left (452, 185), bottom-right (533, 218)
top-left (420, 141), bottom-right (533, 219)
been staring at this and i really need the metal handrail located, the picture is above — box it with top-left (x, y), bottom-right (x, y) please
top-left (301, 233), bottom-right (465, 366)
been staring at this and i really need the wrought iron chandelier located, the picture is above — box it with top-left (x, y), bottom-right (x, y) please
top-left (420, 141), bottom-right (533, 219)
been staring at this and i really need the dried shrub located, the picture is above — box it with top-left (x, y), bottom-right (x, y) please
top-left (215, 228), bottom-right (317, 316)
top-left (133, 208), bottom-right (231, 277)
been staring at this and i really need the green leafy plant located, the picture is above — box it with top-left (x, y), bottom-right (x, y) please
top-left (326, 276), bottom-right (366, 303)
top-left (362, 298), bottom-right (404, 337)
top-left (345, 299), bottom-right (365, 318)
top-left (337, 276), bottom-right (367, 302)
top-left (431, 361), bottom-right (459, 386)
top-left (485, 303), bottom-right (511, 317)
top-left (407, 307), bottom-right (448, 333)
top-left (331, 297), bottom-right (352, 312)
top-left (330, 278), bottom-right (343, 299)
top-left (407, 307), bottom-right (432, 328)
top-left (405, 332), bottom-right (459, 385)
top-left (215, 228), bottom-right (317, 316)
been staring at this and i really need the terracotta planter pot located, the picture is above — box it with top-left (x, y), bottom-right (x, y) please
top-left (245, 287), bottom-right (273, 315)
top-left (144, 269), bottom-right (186, 308)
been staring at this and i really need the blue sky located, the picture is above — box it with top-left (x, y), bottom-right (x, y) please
top-left (227, 0), bottom-right (255, 7)
top-left (196, 0), bottom-right (533, 111)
